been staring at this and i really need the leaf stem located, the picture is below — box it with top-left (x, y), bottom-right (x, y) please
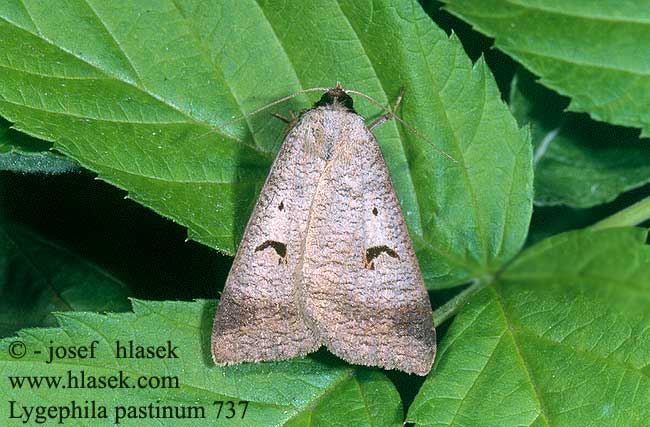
top-left (432, 279), bottom-right (489, 326)
top-left (431, 197), bottom-right (650, 327)
top-left (592, 196), bottom-right (650, 230)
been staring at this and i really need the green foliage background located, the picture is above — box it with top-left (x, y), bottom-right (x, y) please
top-left (1, 0), bottom-right (649, 426)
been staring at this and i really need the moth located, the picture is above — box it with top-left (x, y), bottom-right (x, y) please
top-left (211, 84), bottom-right (436, 375)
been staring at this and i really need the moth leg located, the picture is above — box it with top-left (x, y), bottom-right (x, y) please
top-left (271, 110), bottom-right (299, 124)
top-left (255, 240), bottom-right (288, 265)
top-left (368, 86), bottom-right (406, 130)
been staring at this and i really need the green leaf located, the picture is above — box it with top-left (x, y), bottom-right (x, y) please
top-left (0, 119), bottom-right (79, 174)
top-left (284, 369), bottom-right (403, 427)
top-left (0, 299), bottom-right (403, 427)
top-left (0, 0), bottom-right (532, 288)
top-left (510, 70), bottom-right (650, 208)
top-left (0, 220), bottom-right (131, 337)
top-left (408, 227), bottom-right (650, 426)
top-left (442, 0), bottom-right (650, 136)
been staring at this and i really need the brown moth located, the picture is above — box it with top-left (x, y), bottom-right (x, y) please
top-left (211, 84), bottom-right (435, 375)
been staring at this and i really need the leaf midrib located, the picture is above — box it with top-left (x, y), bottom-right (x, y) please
top-left (170, 0), bottom-right (262, 148)
top-left (282, 369), bottom-right (355, 426)
top-left (501, 272), bottom-right (650, 300)
top-left (58, 151), bottom-right (267, 185)
top-left (513, 322), bottom-right (650, 382)
top-left (446, 4), bottom-right (650, 78)
top-left (491, 286), bottom-right (551, 426)
top-left (504, 0), bottom-right (650, 26)
top-left (445, 319), bottom-right (504, 426)
top-left (410, 7), bottom-right (490, 264)
top-left (506, 47), bottom-right (650, 77)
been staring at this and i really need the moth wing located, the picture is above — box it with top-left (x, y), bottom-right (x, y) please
top-left (303, 117), bottom-right (435, 375)
top-left (211, 123), bottom-right (324, 364)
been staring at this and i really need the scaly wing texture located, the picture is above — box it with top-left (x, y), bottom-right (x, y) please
top-left (302, 109), bottom-right (435, 375)
top-left (212, 115), bottom-right (325, 363)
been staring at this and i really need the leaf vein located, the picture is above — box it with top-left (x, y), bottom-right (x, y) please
top-left (169, 0), bottom-right (259, 147)
top-left (411, 13), bottom-right (488, 263)
top-left (0, 15), bottom-right (249, 144)
top-left (80, 0), bottom-right (144, 86)
top-left (492, 286), bottom-right (551, 425)
top-left (504, 0), bottom-right (650, 25)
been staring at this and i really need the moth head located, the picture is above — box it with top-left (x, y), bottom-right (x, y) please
top-left (314, 83), bottom-right (355, 112)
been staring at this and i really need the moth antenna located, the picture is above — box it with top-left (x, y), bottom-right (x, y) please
top-left (367, 86), bottom-right (405, 129)
top-left (345, 88), bottom-right (457, 162)
top-left (192, 87), bottom-right (330, 142)
top-left (223, 87), bottom-right (331, 126)
top-left (210, 84), bottom-right (456, 163)
top-left (393, 115), bottom-right (457, 162)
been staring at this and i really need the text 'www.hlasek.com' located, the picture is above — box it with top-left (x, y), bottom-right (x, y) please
top-left (5, 339), bottom-right (249, 425)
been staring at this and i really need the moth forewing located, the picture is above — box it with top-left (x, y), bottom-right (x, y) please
top-left (211, 85), bottom-right (436, 375)
top-left (300, 113), bottom-right (435, 375)
top-left (210, 113), bottom-right (323, 364)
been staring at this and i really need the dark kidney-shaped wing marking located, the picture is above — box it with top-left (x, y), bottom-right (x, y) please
top-left (302, 112), bottom-right (436, 375)
top-left (211, 118), bottom-right (326, 364)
